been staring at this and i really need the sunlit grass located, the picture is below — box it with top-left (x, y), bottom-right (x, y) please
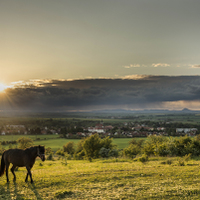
top-left (0, 157), bottom-right (200, 199)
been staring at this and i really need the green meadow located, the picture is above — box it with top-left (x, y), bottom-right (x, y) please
top-left (0, 157), bottom-right (200, 199)
top-left (0, 135), bottom-right (134, 151)
top-left (34, 138), bottom-right (134, 151)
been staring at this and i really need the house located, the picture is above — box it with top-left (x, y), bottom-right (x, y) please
top-left (1, 131), bottom-right (5, 135)
top-left (6, 125), bottom-right (25, 129)
top-left (176, 128), bottom-right (197, 135)
top-left (88, 124), bottom-right (105, 133)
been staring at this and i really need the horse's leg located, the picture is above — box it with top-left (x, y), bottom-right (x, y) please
top-left (11, 165), bottom-right (16, 182)
top-left (25, 172), bottom-right (29, 182)
top-left (26, 166), bottom-right (33, 183)
top-left (5, 162), bottom-right (10, 183)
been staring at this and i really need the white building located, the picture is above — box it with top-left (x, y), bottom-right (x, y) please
top-left (176, 128), bottom-right (197, 134)
top-left (88, 124), bottom-right (105, 133)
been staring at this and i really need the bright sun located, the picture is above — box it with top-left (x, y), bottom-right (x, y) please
top-left (0, 83), bottom-right (7, 92)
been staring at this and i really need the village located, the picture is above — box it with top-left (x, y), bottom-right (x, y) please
top-left (0, 122), bottom-right (198, 138)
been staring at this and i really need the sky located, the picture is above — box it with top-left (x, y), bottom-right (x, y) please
top-left (1, 0), bottom-right (200, 112)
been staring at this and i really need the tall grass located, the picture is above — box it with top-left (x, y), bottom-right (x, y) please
top-left (0, 157), bottom-right (200, 199)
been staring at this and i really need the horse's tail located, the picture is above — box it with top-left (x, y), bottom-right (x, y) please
top-left (0, 151), bottom-right (5, 177)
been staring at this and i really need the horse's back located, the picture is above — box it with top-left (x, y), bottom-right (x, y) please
top-left (4, 149), bottom-right (26, 167)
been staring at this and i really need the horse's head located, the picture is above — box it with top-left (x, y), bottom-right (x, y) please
top-left (37, 145), bottom-right (45, 161)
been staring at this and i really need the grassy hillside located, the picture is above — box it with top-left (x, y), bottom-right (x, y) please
top-left (0, 157), bottom-right (200, 199)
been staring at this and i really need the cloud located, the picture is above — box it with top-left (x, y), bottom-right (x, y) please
top-left (1, 76), bottom-right (200, 112)
top-left (190, 64), bottom-right (200, 68)
top-left (152, 63), bottom-right (170, 67)
top-left (124, 64), bottom-right (141, 68)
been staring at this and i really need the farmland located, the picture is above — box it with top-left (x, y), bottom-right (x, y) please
top-left (0, 157), bottom-right (200, 199)
top-left (0, 135), bottom-right (134, 151)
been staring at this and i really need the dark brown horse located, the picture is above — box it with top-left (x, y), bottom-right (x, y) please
top-left (0, 145), bottom-right (45, 183)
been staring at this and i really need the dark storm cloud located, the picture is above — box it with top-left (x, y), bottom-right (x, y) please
top-left (1, 76), bottom-right (200, 111)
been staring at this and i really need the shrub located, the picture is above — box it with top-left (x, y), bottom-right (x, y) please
top-left (63, 142), bottom-right (75, 155)
top-left (138, 154), bottom-right (149, 163)
top-left (56, 149), bottom-right (65, 156)
top-left (82, 134), bottom-right (102, 159)
top-left (46, 147), bottom-right (53, 154)
top-left (143, 135), bottom-right (167, 156)
top-left (129, 138), bottom-right (144, 147)
top-left (17, 137), bottom-right (34, 149)
top-left (184, 153), bottom-right (191, 161)
top-left (100, 136), bottom-right (116, 150)
top-left (166, 159), bottom-right (173, 165)
top-left (123, 144), bottom-right (140, 158)
top-left (99, 147), bottom-right (110, 158)
top-left (177, 159), bottom-right (185, 166)
top-left (123, 139), bottom-right (144, 158)
top-left (74, 150), bottom-right (85, 160)
top-left (155, 143), bottom-right (170, 156)
top-left (109, 149), bottom-right (119, 158)
top-left (161, 159), bottom-right (172, 165)
top-left (74, 139), bottom-right (85, 160)
top-left (47, 153), bottom-right (54, 161)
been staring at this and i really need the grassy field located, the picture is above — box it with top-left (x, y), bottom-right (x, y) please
top-left (35, 138), bottom-right (135, 151)
top-left (0, 135), bottom-right (58, 142)
top-left (0, 135), bottom-right (134, 151)
top-left (0, 157), bottom-right (200, 199)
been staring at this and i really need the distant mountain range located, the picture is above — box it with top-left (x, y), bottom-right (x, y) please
top-left (91, 108), bottom-right (199, 114)
top-left (0, 108), bottom-right (199, 118)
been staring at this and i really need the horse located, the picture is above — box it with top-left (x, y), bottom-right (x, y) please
top-left (0, 145), bottom-right (45, 183)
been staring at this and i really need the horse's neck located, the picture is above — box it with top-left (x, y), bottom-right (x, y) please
top-left (27, 147), bottom-right (38, 158)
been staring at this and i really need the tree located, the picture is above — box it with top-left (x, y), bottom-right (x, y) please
top-left (123, 138), bottom-right (145, 158)
top-left (83, 134), bottom-right (101, 159)
top-left (100, 136), bottom-right (116, 150)
top-left (17, 137), bottom-right (34, 149)
top-left (74, 139), bottom-right (85, 160)
top-left (82, 134), bottom-right (117, 159)
top-left (63, 142), bottom-right (75, 155)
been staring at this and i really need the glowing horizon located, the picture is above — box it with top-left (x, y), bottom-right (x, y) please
top-left (0, 83), bottom-right (9, 92)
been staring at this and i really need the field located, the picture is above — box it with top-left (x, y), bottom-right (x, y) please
top-left (0, 157), bottom-right (200, 199)
top-left (34, 138), bottom-right (134, 151)
top-left (0, 135), bottom-right (134, 151)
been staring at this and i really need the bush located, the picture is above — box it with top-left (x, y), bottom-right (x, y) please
top-left (155, 143), bottom-right (170, 156)
top-left (74, 150), bottom-right (85, 160)
top-left (138, 154), bottom-right (149, 163)
top-left (46, 147), bottom-right (53, 154)
top-left (56, 149), bottom-right (65, 156)
top-left (109, 149), bottom-right (119, 158)
top-left (123, 139), bottom-right (144, 158)
top-left (63, 142), bottom-right (75, 155)
top-left (74, 139), bottom-right (85, 160)
top-left (160, 159), bottom-right (172, 165)
top-left (177, 158), bottom-right (185, 166)
top-left (83, 134), bottom-right (102, 159)
top-left (47, 153), bottom-right (54, 161)
top-left (100, 137), bottom-right (116, 150)
top-left (143, 135), bottom-right (167, 156)
top-left (81, 134), bottom-right (117, 159)
top-left (123, 144), bottom-right (140, 158)
top-left (17, 137), bottom-right (34, 149)
top-left (173, 136), bottom-right (192, 156)
top-left (184, 153), bottom-right (191, 161)
top-left (99, 147), bottom-right (110, 158)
